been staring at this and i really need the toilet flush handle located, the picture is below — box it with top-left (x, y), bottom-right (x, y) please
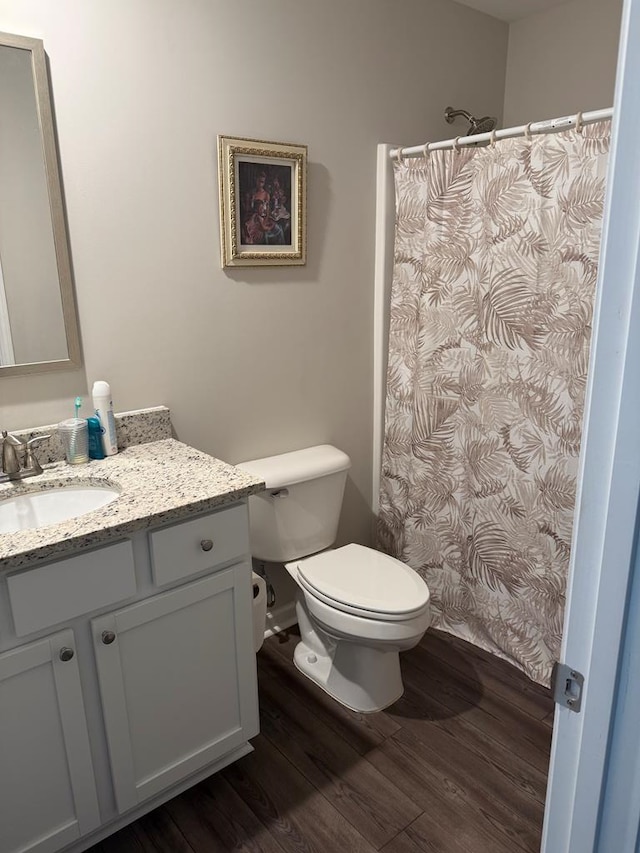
top-left (270, 488), bottom-right (289, 498)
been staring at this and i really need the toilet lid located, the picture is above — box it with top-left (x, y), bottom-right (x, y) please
top-left (296, 543), bottom-right (430, 617)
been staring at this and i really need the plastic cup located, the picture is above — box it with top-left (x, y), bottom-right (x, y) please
top-left (58, 418), bottom-right (89, 464)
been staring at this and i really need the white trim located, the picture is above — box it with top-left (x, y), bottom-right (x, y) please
top-left (542, 0), bottom-right (640, 849)
top-left (372, 145), bottom-right (396, 516)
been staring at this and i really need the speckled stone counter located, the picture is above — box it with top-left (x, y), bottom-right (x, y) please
top-left (0, 439), bottom-right (265, 571)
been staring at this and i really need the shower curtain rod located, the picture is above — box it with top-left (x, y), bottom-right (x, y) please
top-left (390, 106), bottom-right (613, 160)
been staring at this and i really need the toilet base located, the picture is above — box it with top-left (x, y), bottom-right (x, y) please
top-left (292, 636), bottom-right (404, 714)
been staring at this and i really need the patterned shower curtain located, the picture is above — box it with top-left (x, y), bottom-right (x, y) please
top-left (378, 122), bottom-right (610, 685)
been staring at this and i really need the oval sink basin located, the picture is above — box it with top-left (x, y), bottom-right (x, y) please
top-left (0, 484), bottom-right (120, 534)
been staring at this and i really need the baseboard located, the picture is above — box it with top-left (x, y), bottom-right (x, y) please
top-left (264, 601), bottom-right (297, 639)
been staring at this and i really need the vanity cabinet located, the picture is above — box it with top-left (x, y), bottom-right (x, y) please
top-left (0, 501), bottom-right (259, 853)
top-left (0, 629), bottom-right (100, 853)
top-left (93, 564), bottom-right (257, 814)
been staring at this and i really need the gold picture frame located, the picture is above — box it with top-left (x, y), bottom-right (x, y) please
top-left (218, 135), bottom-right (307, 267)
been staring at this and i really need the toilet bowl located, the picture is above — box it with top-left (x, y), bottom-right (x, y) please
top-left (237, 445), bottom-right (431, 713)
top-left (286, 543), bottom-right (430, 712)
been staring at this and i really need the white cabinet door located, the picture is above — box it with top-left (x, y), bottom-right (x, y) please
top-left (0, 630), bottom-right (100, 853)
top-left (93, 563), bottom-right (258, 813)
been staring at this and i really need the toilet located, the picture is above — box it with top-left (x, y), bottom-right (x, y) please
top-left (238, 445), bottom-right (431, 713)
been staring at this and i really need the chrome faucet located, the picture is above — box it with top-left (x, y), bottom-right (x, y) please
top-left (1, 431), bottom-right (51, 482)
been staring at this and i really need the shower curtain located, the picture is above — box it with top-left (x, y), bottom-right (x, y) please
top-left (378, 122), bottom-right (610, 685)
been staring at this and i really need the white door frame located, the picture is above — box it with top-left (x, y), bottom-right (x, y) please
top-left (542, 0), bottom-right (640, 848)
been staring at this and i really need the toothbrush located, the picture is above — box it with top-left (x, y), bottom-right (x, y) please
top-left (70, 396), bottom-right (82, 459)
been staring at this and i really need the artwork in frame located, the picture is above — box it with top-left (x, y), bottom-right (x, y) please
top-left (218, 135), bottom-right (307, 267)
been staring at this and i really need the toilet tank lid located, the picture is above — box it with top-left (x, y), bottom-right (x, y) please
top-left (237, 444), bottom-right (351, 489)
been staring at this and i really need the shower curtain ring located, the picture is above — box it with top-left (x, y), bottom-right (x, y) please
top-left (452, 136), bottom-right (461, 153)
top-left (423, 142), bottom-right (431, 158)
top-left (489, 129), bottom-right (497, 147)
top-left (395, 146), bottom-right (404, 163)
top-left (575, 111), bottom-right (584, 134)
top-left (524, 122), bottom-right (533, 141)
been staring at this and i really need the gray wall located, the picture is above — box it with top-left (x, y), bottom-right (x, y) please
top-left (0, 0), bottom-right (508, 546)
top-left (503, 0), bottom-right (623, 126)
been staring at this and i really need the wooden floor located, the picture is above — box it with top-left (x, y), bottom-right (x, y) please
top-left (94, 628), bottom-right (554, 853)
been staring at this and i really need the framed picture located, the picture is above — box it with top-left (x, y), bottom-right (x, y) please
top-left (218, 135), bottom-right (307, 267)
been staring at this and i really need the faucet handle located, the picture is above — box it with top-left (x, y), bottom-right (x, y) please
top-left (26, 434), bottom-right (51, 448)
top-left (24, 434), bottom-right (51, 475)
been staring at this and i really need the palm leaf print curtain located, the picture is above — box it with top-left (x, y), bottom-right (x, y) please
top-left (378, 122), bottom-right (610, 685)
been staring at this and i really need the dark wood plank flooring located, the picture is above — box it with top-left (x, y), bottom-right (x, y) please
top-left (94, 628), bottom-right (553, 853)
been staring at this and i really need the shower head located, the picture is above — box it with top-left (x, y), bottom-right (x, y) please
top-left (470, 115), bottom-right (498, 135)
top-left (444, 106), bottom-right (497, 136)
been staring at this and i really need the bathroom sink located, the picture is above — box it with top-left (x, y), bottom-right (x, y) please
top-left (0, 484), bottom-right (121, 534)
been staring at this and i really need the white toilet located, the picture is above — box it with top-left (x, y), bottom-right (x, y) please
top-left (238, 445), bottom-right (431, 713)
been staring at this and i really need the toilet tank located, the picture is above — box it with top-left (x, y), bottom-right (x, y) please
top-left (237, 445), bottom-right (351, 563)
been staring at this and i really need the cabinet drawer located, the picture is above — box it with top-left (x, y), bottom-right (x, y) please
top-left (149, 503), bottom-right (249, 586)
top-left (7, 540), bottom-right (136, 637)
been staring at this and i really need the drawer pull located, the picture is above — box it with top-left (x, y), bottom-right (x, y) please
top-left (200, 539), bottom-right (214, 552)
top-left (102, 630), bottom-right (116, 645)
top-left (59, 647), bottom-right (75, 662)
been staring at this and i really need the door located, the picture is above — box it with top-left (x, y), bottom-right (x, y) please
top-left (0, 630), bottom-right (100, 853)
top-left (93, 565), bottom-right (259, 814)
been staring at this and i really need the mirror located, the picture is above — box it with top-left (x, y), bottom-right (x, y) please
top-left (0, 31), bottom-right (81, 376)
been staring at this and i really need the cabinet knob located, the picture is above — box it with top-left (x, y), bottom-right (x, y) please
top-left (200, 539), bottom-right (214, 552)
top-left (101, 630), bottom-right (116, 645)
top-left (59, 647), bottom-right (74, 662)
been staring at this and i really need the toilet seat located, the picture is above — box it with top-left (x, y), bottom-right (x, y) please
top-left (292, 543), bottom-right (430, 622)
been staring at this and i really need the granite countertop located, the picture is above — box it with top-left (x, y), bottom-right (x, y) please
top-left (0, 439), bottom-right (265, 572)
